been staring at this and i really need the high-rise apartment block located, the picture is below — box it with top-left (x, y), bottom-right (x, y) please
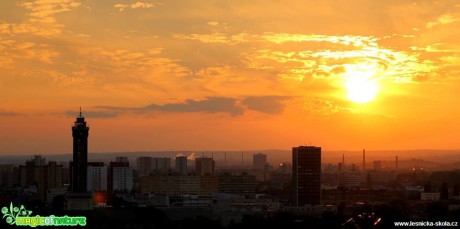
top-left (109, 158), bottom-right (133, 192)
top-left (175, 156), bottom-right (188, 175)
top-left (19, 156), bottom-right (63, 202)
top-left (195, 158), bottom-right (215, 176)
top-left (87, 162), bottom-right (107, 192)
top-left (137, 157), bottom-right (152, 176)
top-left (292, 146), bottom-right (321, 206)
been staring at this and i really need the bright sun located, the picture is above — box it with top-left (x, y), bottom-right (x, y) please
top-left (346, 76), bottom-right (378, 103)
top-left (344, 63), bottom-right (380, 103)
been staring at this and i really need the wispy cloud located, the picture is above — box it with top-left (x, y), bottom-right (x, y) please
top-left (172, 33), bottom-right (256, 45)
top-left (131, 2), bottom-right (155, 9)
top-left (207, 21), bottom-right (220, 26)
top-left (78, 47), bottom-right (184, 73)
top-left (0, 0), bottom-right (81, 70)
top-left (38, 70), bottom-right (93, 86)
top-left (426, 14), bottom-right (460, 28)
top-left (114, 2), bottom-right (155, 12)
top-left (0, 39), bottom-right (59, 67)
top-left (261, 33), bottom-right (379, 47)
top-left (410, 43), bottom-right (460, 53)
top-left (18, 0), bottom-right (81, 23)
top-left (0, 0), bottom-right (82, 37)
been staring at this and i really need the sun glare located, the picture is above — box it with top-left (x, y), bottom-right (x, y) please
top-left (346, 76), bottom-right (378, 103)
top-left (344, 63), bottom-right (380, 103)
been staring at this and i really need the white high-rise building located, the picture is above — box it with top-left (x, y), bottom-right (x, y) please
top-left (112, 166), bottom-right (133, 192)
top-left (87, 163), bottom-right (107, 191)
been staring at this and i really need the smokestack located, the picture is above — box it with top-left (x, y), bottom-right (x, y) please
top-left (224, 152), bottom-right (227, 168)
top-left (396, 156), bottom-right (398, 170)
top-left (363, 149), bottom-right (366, 171)
top-left (241, 152), bottom-right (244, 167)
top-left (342, 153), bottom-right (345, 165)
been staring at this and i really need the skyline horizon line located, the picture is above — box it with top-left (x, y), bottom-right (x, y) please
top-left (0, 145), bottom-right (460, 157)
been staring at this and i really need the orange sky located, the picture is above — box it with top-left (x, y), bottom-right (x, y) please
top-left (1, 0), bottom-right (460, 155)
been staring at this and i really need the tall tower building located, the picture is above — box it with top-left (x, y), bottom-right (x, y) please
top-left (253, 153), bottom-right (267, 171)
top-left (175, 156), bottom-right (188, 175)
top-left (195, 158), bottom-right (215, 176)
top-left (67, 109), bottom-right (93, 210)
top-left (71, 109), bottom-right (89, 193)
top-left (137, 157), bottom-right (153, 176)
top-left (362, 149), bottom-right (366, 171)
top-left (292, 146), bottom-right (321, 206)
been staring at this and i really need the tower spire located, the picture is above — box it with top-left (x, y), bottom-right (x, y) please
top-left (79, 106), bottom-right (83, 118)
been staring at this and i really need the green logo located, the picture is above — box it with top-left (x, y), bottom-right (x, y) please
top-left (2, 202), bottom-right (86, 227)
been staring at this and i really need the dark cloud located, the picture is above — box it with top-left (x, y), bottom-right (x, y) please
top-left (242, 96), bottom-right (291, 114)
top-left (141, 97), bottom-right (243, 116)
top-left (65, 110), bottom-right (119, 118)
top-left (96, 97), bottom-right (244, 116)
top-left (94, 96), bottom-right (291, 117)
top-left (0, 110), bottom-right (20, 117)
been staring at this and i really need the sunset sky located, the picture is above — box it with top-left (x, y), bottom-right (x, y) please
top-left (1, 0), bottom-right (460, 155)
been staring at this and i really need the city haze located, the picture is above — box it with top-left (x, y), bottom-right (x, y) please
top-left (1, 149), bottom-right (459, 171)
